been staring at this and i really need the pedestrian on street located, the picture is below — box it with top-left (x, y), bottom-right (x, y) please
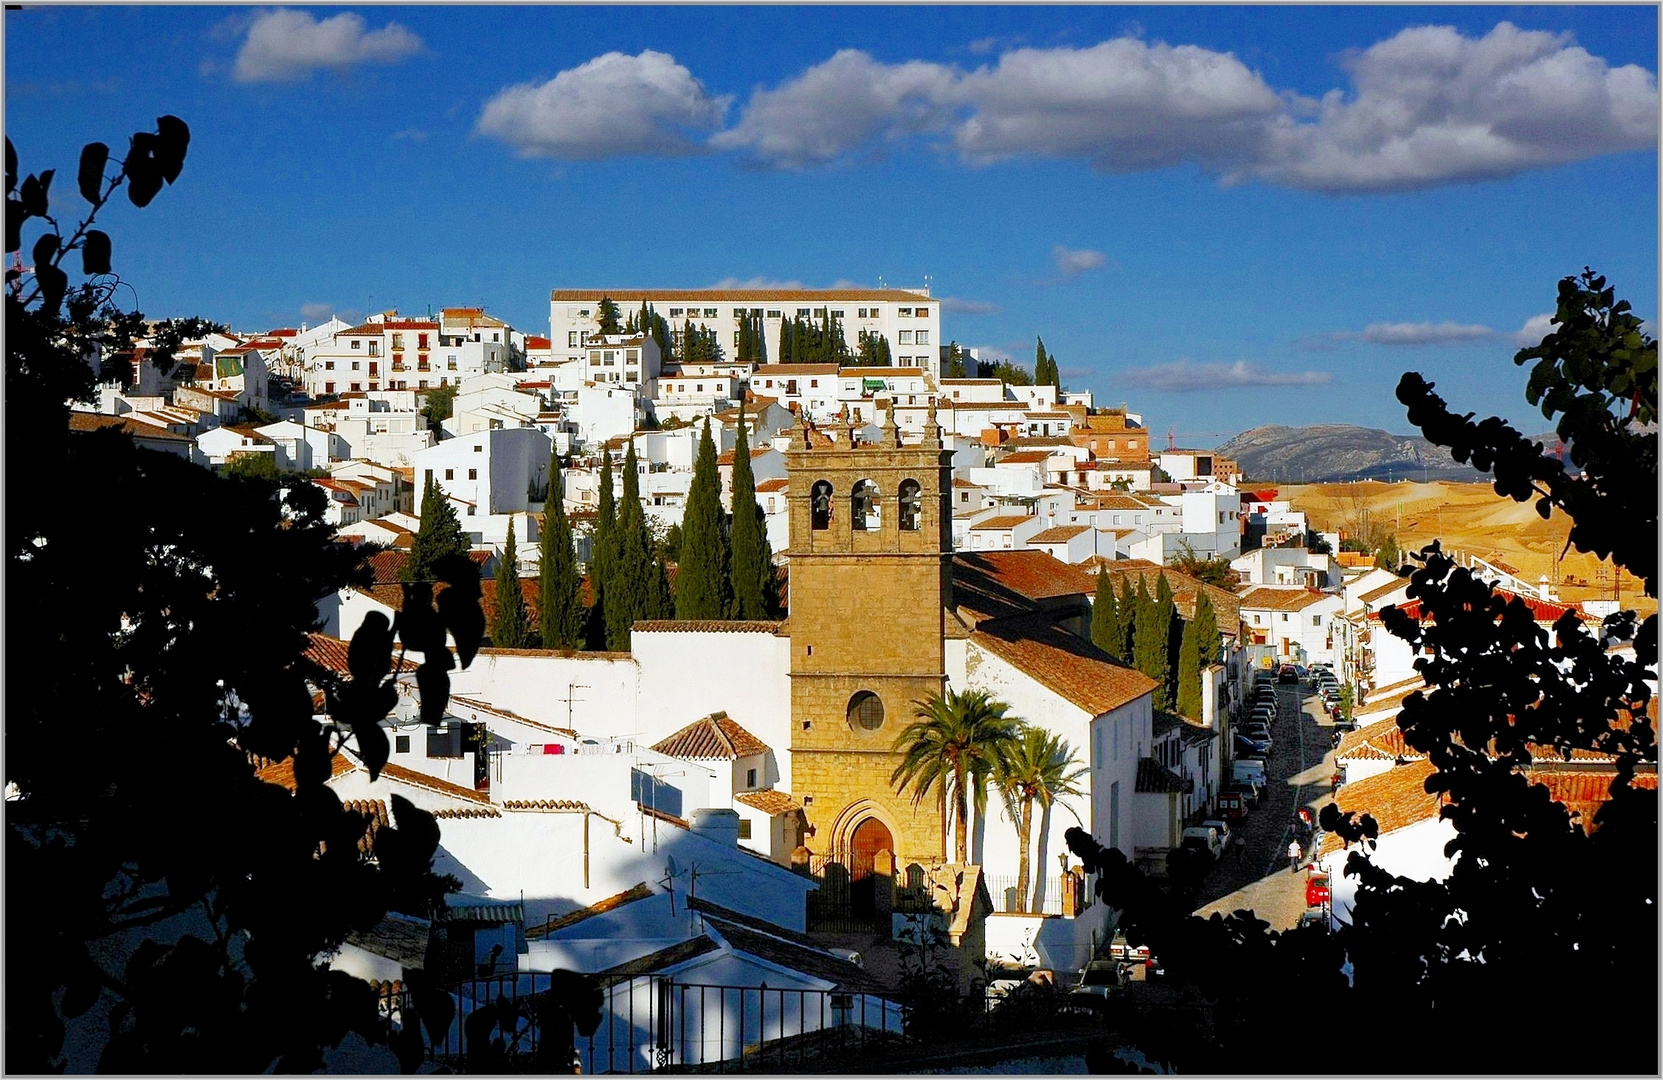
top-left (1288, 838), bottom-right (1303, 874)
top-left (1230, 833), bottom-right (1246, 865)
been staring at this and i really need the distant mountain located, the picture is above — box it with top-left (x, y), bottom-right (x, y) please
top-left (1216, 424), bottom-right (1488, 483)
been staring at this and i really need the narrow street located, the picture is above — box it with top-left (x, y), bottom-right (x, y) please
top-left (1192, 675), bottom-right (1338, 930)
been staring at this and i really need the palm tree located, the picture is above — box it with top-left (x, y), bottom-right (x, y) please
top-left (995, 728), bottom-right (1088, 913)
top-left (890, 688), bottom-right (1024, 864)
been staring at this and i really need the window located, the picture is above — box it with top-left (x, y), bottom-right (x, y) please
top-left (368, 342), bottom-right (380, 356)
top-left (395, 735), bottom-right (410, 754)
top-left (568, 332), bottom-right (579, 347)
top-left (702, 308), bottom-right (716, 318)
top-left (669, 308), bottom-right (683, 318)
top-left (1313, 615), bottom-right (1323, 627)
top-left (915, 330), bottom-right (929, 345)
top-left (473, 444), bottom-right (482, 452)
top-left (851, 479), bottom-right (879, 531)
top-left (427, 726), bottom-right (462, 758)
top-left (811, 480), bottom-right (833, 530)
top-left (766, 309), bottom-right (781, 318)
top-left (418, 380), bottom-right (428, 389)
top-left (831, 310), bottom-right (844, 317)
top-left (1281, 613), bottom-right (1289, 622)
top-left (813, 308), bottom-right (826, 318)
top-left (350, 340), bottom-right (361, 350)
top-left (391, 334), bottom-right (404, 350)
top-left (351, 361), bottom-right (360, 370)
top-left (857, 308), bottom-right (868, 319)
top-left (746, 768), bottom-right (757, 788)
top-left (899, 479), bottom-right (922, 531)
top-left (898, 330), bottom-right (913, 344)
top-left (350, 382), bottom-right (361, 392)
top-left (733, 308), bottom-right (747, 318)
top-left (798, 308), bottom-right (810, 317)
top-left (627, 349), bottom-right (639, 362)
top-left (325, 360), bottom-right (335, 370)
top-left (324, 382), bottom-right (335, 394)
top-left (445, 469), bottom-right (454, 480)
top-left (466, 505), bottom-right (475, 516)
top-left (915, 306), bottom-right (929, 317)
top-left (847, 691), bottom-right (884, 730)
top-left (734, 331), bottom-right (741, 347)
top-left (738, 819), bottom-right (752, 840)
top-left (418, 334), bottom-right (429, 349)
top-left (468, 468), bottom-right (477, 480)
top-left (897, 307), bottom-right (912, 317)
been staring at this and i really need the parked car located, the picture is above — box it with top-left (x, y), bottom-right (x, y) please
top-left (1293, 664), bottom-right (1309, 679)
top-left (1278, 664), bottom-right (1299, 683)
top-left (1217, 789), bottom-right (1250, 818)
top-left (1234, 734), bottom-right (1271, 756)
top-left (1223, 782), bottom-right (1260, 809)
top-left (1200, 818), bottom-right (1233, 846)
top-left (1070, 960), bottom-right (1124, 1001)
top-left (1181, 826), bottom-right (1224, 860)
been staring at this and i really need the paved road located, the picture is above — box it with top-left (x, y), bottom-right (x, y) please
top-left (1192, 676), bottom-right (1338, 931)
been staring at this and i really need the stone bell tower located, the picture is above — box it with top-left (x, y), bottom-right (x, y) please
top-left (784, 405), bottom-right (954, 869)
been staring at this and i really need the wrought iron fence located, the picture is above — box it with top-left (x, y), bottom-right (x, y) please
top-left (380, 972), bottom-right (1106, 1073)
top-left (983, 874), bottom-right (1066, 915)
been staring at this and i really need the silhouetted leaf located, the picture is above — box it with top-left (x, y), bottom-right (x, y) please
top-left (35, 263), bottom-right (66, 316)
top-left (31, 232), bottom-right (58, 269)
top-left (58, 967), bottom-right (102, 1019)
top-left (395, 584), bottom-right (445, 657)
top-left (436, 584), bottom-right (484, 669)
top-left (405, 970), bottom-right (454, 1049)
top-left (415, 660), bottom-right (450, 725)
top-left (356, 722), bottom-right (390, 781)
top-left (348, 610), bottom-right (395, 685)
top-left (5, 137), bottom-right (15, 194)
top-left (390, 796), bottom-right (439, 867)
top-left (155, 116), bottom-right (189, 184)
top-left (19, 170), bottom-right (51, 216)
top-left (336, 677), bottom-right (397, 734)
top-left (78, 142), bottom-right (108, 205)
top-left (124, 132), bottom-right (162, 207)
top-left (6, 197), bottom-right (22, 253)
top-left (81, 230), bottom-right (111, 275)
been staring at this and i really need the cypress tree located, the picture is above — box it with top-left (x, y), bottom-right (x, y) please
top-left (675, 418), bottom-right (731, 619)
top-left (489, 518), bottom-right (530, 648)
top-left (1158, 574), bottom-right (1183, 707)
top-left (648, 554), bottom-right (673, 619)
top-left (606, 440), bottom-right (656, 650)
top-left (778, 317), bottom-right (792, 364)
top-left (1092, 567), bottom-right (1119, 657)
top-left (597, 296), bottom-right (621, 335)
top-left (1047, 349), bottom-right (1061, 393)
top-left (587, 452), bottom-right (618, 648)
top-left (406, 475), bottom-right (468, 582)
top-left (1195, 591), bottom-right (1222, 670)
top-left (538, 448), bottom-right (582, 648)
top-left (1134, 577), bottom-right (1171, 710)
top-left (1035, 336), bottom-right (1049, 387)
top-left (1176, 612), bottom-right (1203, 718)
top-left (728, 404), bottom-right (777, 619)
top-left (1117, 576), bottom-right (1139, 660)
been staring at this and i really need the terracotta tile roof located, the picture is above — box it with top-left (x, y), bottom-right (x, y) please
top-left (951, 550), bottom-right (1096, 623)
top-left (996, 450), bottom-right (1053, 465)
top-left (481, 577), bottom-right (541, 628)
top-left (255, 751), bottom-right (357, 792)
top-left (593, 937), bottom-right (723, 985)
top-left (715, 447), bottom-right (775, 465)
top-left (952, 477), bottom-right (982, 489)
top-left (67, 412), bottom-right (193, 442)
top-left (1359, 579), bottom-right (1413, 607)
top-left (940, 378), bottom-right (1002, 385)
top-left (631, 620), bottom-right (785, 634)
top-left (971, 614), bottom-right (1159, 716)
top-left (1531, 767), bottom-right (1658, 833)
top-left (700, 914), bottom-right (889, 994)
top-left (554, 288), bottom-right (931, 303)
top-left (431, 807), bottom-right (501, 819)
top-left (534, 882), bottom-right (655, 937)
top-left (753, 364), bottom-right (840, 375)
top-left (337, 798), bottom-right (390, 856)
top-left (735, 789), bottom-right (802, 816)
top-left (651, 712), bottom-right (771, 760)
top-left (968, 514), bottom-right (1036, 531)
top-left (501, 798), bottom-right (592, 811)
top-left (1028, 524), bottom-right (1091, 544)
top-left (1318, 759), bottom-right (1441, 858)
top-left (1238, 587), bottom-right (1331, 612)
top-left (344, 910), bottom-right (431, 970)
top-left (525, 336), bottom-right (552, 350)
top-left (1336, 717), bottom-right (1422, 764)
top-left (1135, 757), bottom-right (1187, 794)
top-left (303, 633), bottom-right (417, 678)
top-left (755, 478), bottom-right (790, 493)
top-left (374, 761), bottom-right (493, 804)
top-left (449, 696), bottom-right (578, 737)
top-left (839, 367), bottom-right (925, 377)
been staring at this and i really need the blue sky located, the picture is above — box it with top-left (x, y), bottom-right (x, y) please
top-left (7, 5), bottom-right (1657, 444)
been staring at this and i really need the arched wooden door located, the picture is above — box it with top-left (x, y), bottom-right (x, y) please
top-left (848, 818), bottom-right (893, 915)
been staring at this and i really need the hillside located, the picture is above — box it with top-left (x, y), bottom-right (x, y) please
top-left (1284, 480), bottom-right (1653, 615)
top-left (1218, 424), bottom-right (1483, 483)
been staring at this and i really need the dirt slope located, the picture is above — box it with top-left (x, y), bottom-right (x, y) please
top-left (1284, 480), bottom-right (1653, 614)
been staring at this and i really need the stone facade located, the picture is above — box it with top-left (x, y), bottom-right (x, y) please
top-left (785, 410), bottom-right (955, 867)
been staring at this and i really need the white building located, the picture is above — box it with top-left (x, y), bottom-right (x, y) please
top-left (412, 426), bottom-right (553, 549)
top-left (550, 289), bottom-right (943, 378)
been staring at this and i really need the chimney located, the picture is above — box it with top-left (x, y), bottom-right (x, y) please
top-left (690, 807), bottom-right (741, 848)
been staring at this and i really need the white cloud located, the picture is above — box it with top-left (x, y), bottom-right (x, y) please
top-left (947, 38), bottom-right (1282, 170)
top-left (706, 276), bottom-right (809, 290)
top-left (1360, 320), bottom-right (1495, 345)
top-left (1242, 22), bottom-right (1658, 192)
top-left (390, 128), bottom-right (428, 143)
top-left (1052, 245), bottom-right (1108, 278)
top-left (939, 296), bottom-right (1001, 315)
top-left (299, 302), bottom-right (337, 323)
top-left (1513, 312), bottom-right (1556, 347)
top-left (710, 49), bottom-right (954, 169)
top-left (477, 51), bottom-right (728, 160)
top-left (694, 23), bottom-right (1654, 190)
top-left (232, 9), bottom-right (423, 84)
top-left (1121, 359), bottom-right (1333, 392)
